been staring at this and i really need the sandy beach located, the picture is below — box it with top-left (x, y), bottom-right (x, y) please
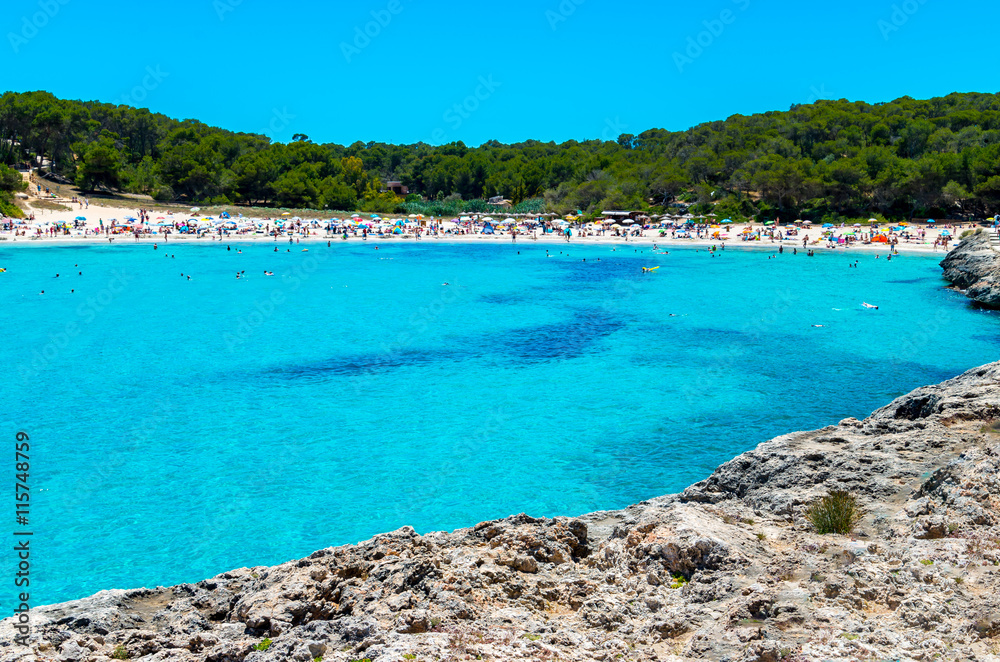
top-left (0, 200), bottom-right (983, 256)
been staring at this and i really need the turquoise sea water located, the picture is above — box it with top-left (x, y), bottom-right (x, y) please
top-left (1, 240), bottom-right (998, 606)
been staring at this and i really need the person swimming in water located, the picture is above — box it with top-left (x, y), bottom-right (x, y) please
top-left (862, 302), bottom-right (879, 310)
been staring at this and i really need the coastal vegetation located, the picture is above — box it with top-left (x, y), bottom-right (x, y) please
top-left (3, 90), bottom-right (1000, 221)
top-left (0, 163), bottom-right (26, 217)
top-left (805, 491), bottom-right (864, 535)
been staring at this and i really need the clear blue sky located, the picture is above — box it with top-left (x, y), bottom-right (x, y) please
top-left (3, 0), bottom-right (998, 146)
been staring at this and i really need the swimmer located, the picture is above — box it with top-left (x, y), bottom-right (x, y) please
top-left (442, 282), bottom-right (450, 286)
top-left (812, 324), bottom-right (825, 327)
top-left (862, 302), bottom-right (879, 310)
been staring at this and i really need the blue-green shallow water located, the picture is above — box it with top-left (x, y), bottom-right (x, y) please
top-left (1, 241), bottom-right (997, 605)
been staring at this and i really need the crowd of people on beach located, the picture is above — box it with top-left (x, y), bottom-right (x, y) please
top-left (1, 204), bottom-right (996, 257)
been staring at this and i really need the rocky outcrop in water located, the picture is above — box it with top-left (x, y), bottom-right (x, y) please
top-left (5, 363), bottom-right (1000, 661)
top-left (941, 230), bottom-right (1000, 308)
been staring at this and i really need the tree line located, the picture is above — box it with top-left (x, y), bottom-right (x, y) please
top-left (2, 90), bottom-right (1000, 221)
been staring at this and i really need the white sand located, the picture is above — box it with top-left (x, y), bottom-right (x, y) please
top-left (1, 200), bottom-right (977, 255)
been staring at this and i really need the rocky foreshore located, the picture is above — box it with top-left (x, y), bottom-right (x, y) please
top-left (5, 364), bottom-right (1000, 661)
top-left (941, 229), bottom-right (1000, 308)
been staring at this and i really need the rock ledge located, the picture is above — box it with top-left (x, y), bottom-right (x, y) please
top-left (941, 229), bottom-right (1000, 308)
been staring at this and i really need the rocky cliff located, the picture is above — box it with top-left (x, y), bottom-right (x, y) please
top-left (941, 230), bottom-right (1000, 308)
top-left (5, 363), bottom-right (1000, 662)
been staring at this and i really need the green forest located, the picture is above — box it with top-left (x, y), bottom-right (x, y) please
top-left (2, 90), bottom-right (1000, 222)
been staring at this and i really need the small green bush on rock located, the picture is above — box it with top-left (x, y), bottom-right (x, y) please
top-left (805, 491), bottom-right (863, 534)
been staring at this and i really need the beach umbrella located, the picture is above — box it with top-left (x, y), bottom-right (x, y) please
top-left (926, 219), bottom-right (935, 223)
top-left (940, 229), bottom-right (952, 236)
top-left (190, 207), bottom-right (201, 213)
top-left (75, 216), bottom-right (86, 221)
top-left (822, 223), bottom-right (834, 228)
top-left (764, 221), bottom-right (774, 225)
top-left (721, 218), bottom-right (733, 223)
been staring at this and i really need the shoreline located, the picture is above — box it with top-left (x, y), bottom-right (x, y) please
top-left (0, 229), bottom-right (960, 256)
top-left (2, 202), bottom-right (971, 256)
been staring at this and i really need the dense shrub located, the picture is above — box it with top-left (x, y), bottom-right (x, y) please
top-left (805, 491), bottom-right (863, 534)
